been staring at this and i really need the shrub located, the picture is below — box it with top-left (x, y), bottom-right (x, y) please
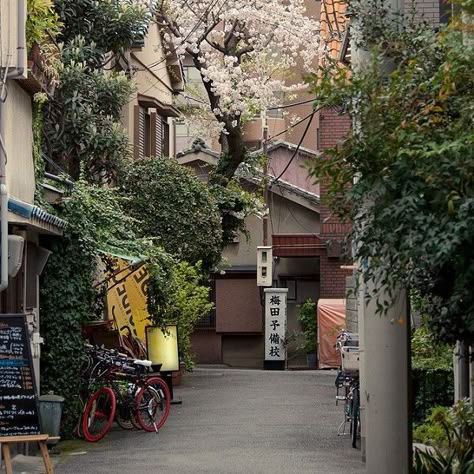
top-left (120, 158), bottom-right (223, 269)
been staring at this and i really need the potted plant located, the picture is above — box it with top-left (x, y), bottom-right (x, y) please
top-left (297, 299), bottom-right (318, 369)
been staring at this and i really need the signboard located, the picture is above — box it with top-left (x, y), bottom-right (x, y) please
top-left (0, 314), bottom-right (41, 436)
top-left (107, 258), bottom-right (151, 341)
top-left (146, 325), bottom-right (179, 372)
top-left (264, 288), bottom-right (288, 370)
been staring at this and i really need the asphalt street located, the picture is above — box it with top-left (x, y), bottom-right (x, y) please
top-left (56, 368), bottom-right (366, 474)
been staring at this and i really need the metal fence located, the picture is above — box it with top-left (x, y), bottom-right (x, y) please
top-left (412, 367), bottom-right (454, 424)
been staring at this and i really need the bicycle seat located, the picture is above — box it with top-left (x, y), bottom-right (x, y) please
top-left (133, 359), bottom-right (152, 367)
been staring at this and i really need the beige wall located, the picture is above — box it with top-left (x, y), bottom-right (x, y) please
top-left (223, 192), bottom-right (320, 267)
top-left (121, 23), bottom-right (177, 157)
top-left (269, 148), bottom-right (320, 195)
top-left (4, 81), bottom-right (34, 203)
top-left (270, 194), bottom-right (320, 235)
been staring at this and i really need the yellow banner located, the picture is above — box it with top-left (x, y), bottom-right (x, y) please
top-left (106, 258), bottom-right (150, 341)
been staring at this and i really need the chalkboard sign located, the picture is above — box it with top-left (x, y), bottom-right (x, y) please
top-left (0, 314), bottom-right (41, 436)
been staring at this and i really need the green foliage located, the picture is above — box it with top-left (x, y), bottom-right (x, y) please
top-left (307, 19), bottom-right (474, 345)
top-left (414, 406), bottom-right (451, 447)
top-left (412, 326), bottom-right (453, 371)
top-left (413, 400), bottom-right (474, 473)
top-left (157, 262), bottom-right (214, 370)
top-left (26, 0), bottom-right (61, 50)
top-left (42, 0), bottom-right (151, 181)
top-left (40, 181), bottom-right (172, 436)
top-left (119, 157), bottom-right (223, 269)
top-left (209, 151), bottom-right (266, 245)
top-left (297, 299), bottom-right (317, 353)
top-left (43, 37), bottom-right (134, 181)
top-left (53, 0), bottom-right (150, 57)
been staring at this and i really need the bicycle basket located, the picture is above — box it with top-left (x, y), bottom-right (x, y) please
top-left (341, 346), bottom-right (359, 372)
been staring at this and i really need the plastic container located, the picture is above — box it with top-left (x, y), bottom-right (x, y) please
top-left (39, 393), bottom-right (64, 444)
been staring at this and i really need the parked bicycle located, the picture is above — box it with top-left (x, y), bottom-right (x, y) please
top-left (334, 330), bottom-right (360, 449)
top-left (76, 345), bottom-right (171, 442)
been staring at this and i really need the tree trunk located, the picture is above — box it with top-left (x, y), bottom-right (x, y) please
top-left (215, 125), bottom-right (247, 185)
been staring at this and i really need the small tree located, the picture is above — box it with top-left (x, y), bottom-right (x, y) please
top-left (119, 157), bottom-right (223, 268)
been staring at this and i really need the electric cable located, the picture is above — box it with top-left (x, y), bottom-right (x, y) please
top-left (270, 109), bottom-right (318, 185)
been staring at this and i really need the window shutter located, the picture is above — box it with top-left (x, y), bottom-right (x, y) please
top-left (134, 105), bottom-right (146, 160)
top-left (138, 107), bottom-right (146, 159)
top-left (150, 112), bottom-right (157, 157)
top-left (163, 121), bottom-right (170, 157)
top-left (155, 116), bottom-right (163, 158)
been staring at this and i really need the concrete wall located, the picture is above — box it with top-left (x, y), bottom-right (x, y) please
top-left (345, 274), bottom-right (358, 333)
top-left (269, 148), bottom-right (320, 195)
top-left (4, 81), bottom-right (34, 203)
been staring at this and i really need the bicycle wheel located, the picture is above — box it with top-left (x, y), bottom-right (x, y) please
top-left (82, 387), bottom-right (116, 442)
top-left (114, 383), bottom-right (138, 431)
top-left (136, 377), bottom-right (170, 432)
top-left (351, 387), bottom-right (360, 449)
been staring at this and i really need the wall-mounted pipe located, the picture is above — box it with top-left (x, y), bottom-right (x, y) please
top-left (7, 0), bottom-right (26, 80)
top-left (0, 102), bottom-right (7, 292)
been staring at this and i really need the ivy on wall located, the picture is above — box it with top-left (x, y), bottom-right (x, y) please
top-left (40, 181), bottom-right (172, 436)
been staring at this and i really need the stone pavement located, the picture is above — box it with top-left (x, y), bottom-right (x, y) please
top-left (52, 368), bottom-right (365, 474)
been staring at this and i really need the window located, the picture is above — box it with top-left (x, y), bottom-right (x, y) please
top-left (183, 66), bottom-right (202, 83)
top-left (134, 105), bottom-right (167, 159)
top-left (175, 121), bottom-right (189, 137)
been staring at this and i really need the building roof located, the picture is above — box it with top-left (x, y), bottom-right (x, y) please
top-left (251, 140), bottom-right (322, 159)
top-left (176, 139), bottom-right (220, 166)
top-left (176, 140), bottom-right (320, 212)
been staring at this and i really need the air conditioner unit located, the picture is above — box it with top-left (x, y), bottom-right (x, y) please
top-left (0, 0), bottom-right (27, 77)
top-left (257, 246), bottom-right (272, 287)
top-left (8, 235), bottom-right (24, 277)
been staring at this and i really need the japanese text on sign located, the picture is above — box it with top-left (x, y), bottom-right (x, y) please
top-left (264, 289), bottom-right (287, 362)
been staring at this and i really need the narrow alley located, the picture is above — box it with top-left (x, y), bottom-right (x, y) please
top-left (56, 368), bottom-right (365, 474)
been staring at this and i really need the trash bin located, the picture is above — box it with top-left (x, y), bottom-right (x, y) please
top-left (39, 393), bottom-right (64, 444)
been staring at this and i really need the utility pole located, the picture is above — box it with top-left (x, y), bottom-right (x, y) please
top-left (262, 111), bottom-right (269, 246)
top-left (351, 0), bottom-right (411, 471)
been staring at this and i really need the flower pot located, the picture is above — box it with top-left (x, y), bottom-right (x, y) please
top-left (306, 352), bottom-right (317, 369)
top-left (172, 370), bottom-right (182, 386)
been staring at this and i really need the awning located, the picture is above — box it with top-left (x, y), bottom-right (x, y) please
top-left (7, 196), bottom-right (67, 235)
top-left (137, 94), bottom-right (180, 118)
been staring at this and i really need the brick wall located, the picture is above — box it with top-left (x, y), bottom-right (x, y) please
top-left (318, 107), bottom-right (353, 298)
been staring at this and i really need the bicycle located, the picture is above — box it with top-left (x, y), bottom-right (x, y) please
top-left (334, 330), bottom-right (361, 449)
top-left (78, 345), bottom-right (171, 441)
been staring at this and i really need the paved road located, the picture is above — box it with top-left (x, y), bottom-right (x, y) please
top-left (56, 368), bottom-right (366, 474)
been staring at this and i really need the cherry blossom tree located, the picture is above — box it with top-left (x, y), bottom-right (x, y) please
top-left (156, 0), bottom-right (320, 183)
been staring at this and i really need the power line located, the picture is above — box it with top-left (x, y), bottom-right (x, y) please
top-left (264, 110), bottom-right (315, 142)
top-left (267, 97), bottom-right (316, 110)
top-left (125, 0), bottom-right (226, 104)
top-left (270, 109), bottom-right (317, 184)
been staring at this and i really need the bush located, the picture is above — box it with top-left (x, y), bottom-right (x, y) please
top-left (157, 261), bottom-right (214, 370)
top-left (120, 158), bottom-right (223, 269)
top-left (297, 299), bottom-right (317, 353)
top-left (413, 400), bottom-right (474, 473)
